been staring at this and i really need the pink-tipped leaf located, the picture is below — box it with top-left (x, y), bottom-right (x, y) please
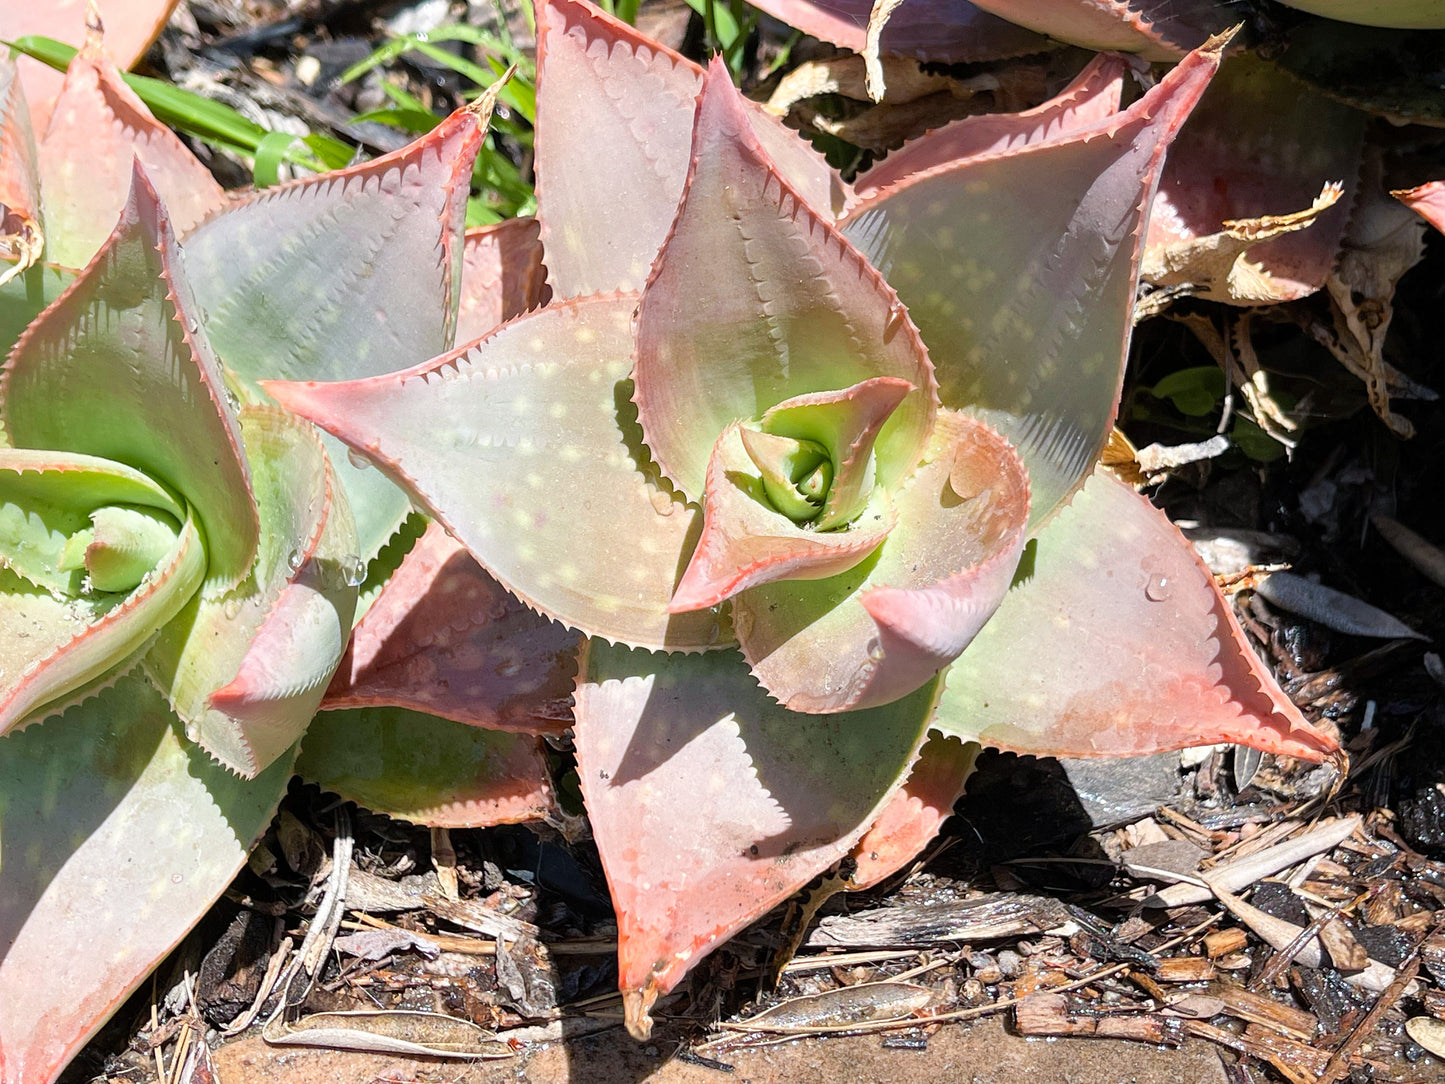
top-left (1395, 180), bottom-right (1445, 234)
top-left (0, 451), bottom-right (203, 734)
top-left (143, 407), bottom-right (357, 778)
top-left (963, 0), bottom-right (1233, 59)
top-left (854, 52), bottom-right (1133, 199)
top-left (533, 0), bottom-right (844, 299)
top-left (575, 640), bottom-right (937, 1039)
top-left (846, 734), bottom-right (979, 890)
top-left (180, 101), bottom-right (485, 560)
top-left (842, 35), bottom-right (1222, 528)
top-left (934, 467), bottom-right (1338, 761)
top-left (735, 410), bottom-right (1029, 713)
top-left (322, 521), bottom-right (578, 734)
top-left (0, 673), bottom-right (294, 1084)
top-left (2, 163), bottom-right (259, 591)
top-left (743, 0), bottom-right (1050, 63)
top-left (1, 0), bottom-right (180, 130)
top-left (264, 295), bottom-right (721, 652)
top-left (635, 58), bottom-right (936, 503)
top-left (299, 706), bottom-right (557, 827)
top-left (38, 45), bottom-right (225, 271)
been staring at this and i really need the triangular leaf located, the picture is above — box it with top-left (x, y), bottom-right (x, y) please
top-left (3, 164), bottom-right (259, 590)
top-left (575, 640), bottom-right (936, 1038)
top-left (38, 46), bottom-right (225, 270)
top-left (180, 102), bottom-right (485, 559)
top-left (669, 423), bottom-right (897, 612)
top-left (0, 672), bottom-right (292, 1084)
top-left (934, 467), bottom-right (1338, 761)
top-left (635, 59), bottom-right (935, 502)
top-left (1, 0), bottom-right (180, 130)
top-left (264, 295), bottom-right (721, 652)
top-left (299, 705), bottom-right (556, 828)
top-left (854, 52), bottom-right (1132, 199)
top-left (842, 36), bottom-right (1221, 527)
top-left (534, 0), bottom-right (845, 299)
top-left (322, 521), bottom-right (578, 734)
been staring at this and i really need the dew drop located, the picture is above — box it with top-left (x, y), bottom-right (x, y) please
top-left (496, 658), bottom-right (522, 678)
top-left (287, 548), bottom-right (304, 573)
top-left (184, 723), bottom-right (200, 743)
top-left (1145, 574), bottom-right (1172, 602)
top-left (224, 389), bottom-right (241, 413)
top-left (866, 638), bottom-right (885, 662)
top-left (341, 554), bottom-right (366, 587)
top-left (347, 448), bottom-right (373, 471)
top-left (222, 597), bottom-right (242, 620)
top-left (171, 872), bottom-right (184, 885)
top-left (648, 488), bottom-right (674, 516)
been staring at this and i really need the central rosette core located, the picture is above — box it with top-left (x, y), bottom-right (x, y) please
top-left (740, 430), bottom-right (836, 525)
top-left (665, 376), bottom-right (919, 614)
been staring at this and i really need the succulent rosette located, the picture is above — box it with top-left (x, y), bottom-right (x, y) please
top-left (268, 0), bottom-right (1338, 1037)
top-left (0, 34), bottom-right (521, 1081)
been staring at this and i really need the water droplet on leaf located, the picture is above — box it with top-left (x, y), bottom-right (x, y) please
top-left (1145, 574), bottom-right (1172, 602)
top-left (287, 548), bottom-right (304, 573)
top-left (184, 723), bottom-right (199, 743)
top-left (223, 597), bottom-right (242, 620)
top-left (342, 554), bottom-right (365, 587)
top-left (866, 638), bottom-right (885, 662)
top-left (496, 658), bottom-right (522, 678)
top-left (648, 488), bottom-right (674, 516)
top-left (347, 448), bottom-right (373, 471)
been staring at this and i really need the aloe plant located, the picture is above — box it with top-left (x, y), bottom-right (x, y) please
top-left (0, 32), bottom-right (525, 1080)
top-left (270, 0), bottom-right (1337, 1038)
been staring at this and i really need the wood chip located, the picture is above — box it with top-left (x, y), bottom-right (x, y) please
top-left (1204, 929), bottom-right (1248, 959)
top-left (807, 894), bottom-right (1077, 948)
top-left (1155, 957), bottom-right (1217, 983)
top-left (1210, 981), bottom-right (1317, 1040)
top-left (1014, 993), bottom-right (1185, 1046)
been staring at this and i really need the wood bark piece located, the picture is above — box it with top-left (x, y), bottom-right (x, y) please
top-left (806, 893), bottom-right (1078, 947)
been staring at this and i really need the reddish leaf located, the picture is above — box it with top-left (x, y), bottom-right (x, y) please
top-left (735, 411), bottom-right (1029, 713)
top-left (1, 0), bottom-right (180, 130)
top-left (854, 52), bottom-right (1133, 199)
top-left (534, 0), bottom-right (843, 299)
top-left (322, 521), bottom-right (578, 734)
top-left (1395, 180), bottom-right (1445, 234)
top-left (846, 734), bottom-right (978, 890)
top-left (635, 58), bottom-right (935, 502)
top-left (455, 216), bottom-right (551, 346)
top-left (264, 295), bottom-right (720, 652)
top-left (299, 706), bottom-right (556, 827)
top-left (964, 0), bottom-right (1233, 59)
top-left (575, 641), bottom-right (936, 1038)
top-left (1145, 55), bottom-right (1366, 305)
top-left (37, 45), bottom-right (225, 270)
top-left (841, 36), bottom-right (1221, 527)
top-left (742, 0), bottom-right (1050, 62)
top-left (935, 467), bottom-right (1338, 761)
top-left (3, 164), bottom-right (259, 592)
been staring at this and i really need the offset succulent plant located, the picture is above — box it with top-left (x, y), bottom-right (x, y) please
top-left (0, 34), bottom-right (521, 1081)
top-left (271, 0), bottom-right (1338, 1037)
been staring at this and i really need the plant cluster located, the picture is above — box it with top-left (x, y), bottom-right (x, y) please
top-left (24, 0), bottom-right (1445, 1075)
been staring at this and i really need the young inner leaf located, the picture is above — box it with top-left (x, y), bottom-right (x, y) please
top-left (740, 427), bottom-right (833, 524)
